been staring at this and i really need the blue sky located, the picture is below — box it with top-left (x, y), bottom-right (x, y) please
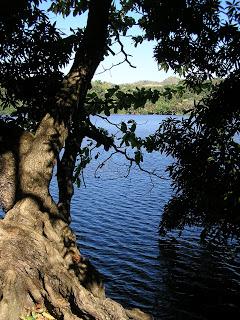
top-left (93, 38), bottom-right (175, 84)
top-left (40, 1), bottom-right (175, 84)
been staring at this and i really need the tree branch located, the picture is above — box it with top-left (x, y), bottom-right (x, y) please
top-left (110, 23), bottom-right (137, 69)
top-left (56, 0), bottom-right (113, 219)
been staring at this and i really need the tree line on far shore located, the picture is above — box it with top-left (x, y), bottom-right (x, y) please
top-left (0, 77), bottom-right (216, 116)
top-left (91, 77), bottom-right (219, 115)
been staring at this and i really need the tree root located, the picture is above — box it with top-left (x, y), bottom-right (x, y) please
top-left (0, 198), bottom-right (152, 320)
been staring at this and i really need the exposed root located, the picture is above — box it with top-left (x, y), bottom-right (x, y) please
top-left (0, 198), bottom-right (152, 320)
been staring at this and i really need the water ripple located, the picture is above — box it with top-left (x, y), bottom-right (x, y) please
top-left (51, 115), bottom-right (240, 319)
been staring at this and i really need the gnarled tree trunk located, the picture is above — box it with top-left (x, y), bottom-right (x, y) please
top-left (0, 199), bottom-right (151, 320)
top-left (0, 1), bottom-right (152, 318)
top-left (0, 116), bottom-right (151, 319)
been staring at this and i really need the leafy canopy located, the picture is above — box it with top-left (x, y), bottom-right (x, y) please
top-left (143, 0), bottom-right (240, 242)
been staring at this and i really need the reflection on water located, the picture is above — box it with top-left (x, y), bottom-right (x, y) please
top-left (157, 233), bottom-right (240, 319)
top-left (61, 115), bottom-right (240, 319)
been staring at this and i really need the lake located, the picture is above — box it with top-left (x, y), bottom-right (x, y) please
top-left (52, 114), bottom-right (240, 319)
top-left (2, 114), bottom-right (240, 319)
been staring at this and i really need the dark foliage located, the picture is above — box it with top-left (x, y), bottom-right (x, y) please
top-left (138, 0), bottom-right (240, 84)
top-left (146, 72), bottom-right (240, 241)
top-left (141, 1), bottom-right (240, 242)
top-left (0, 0), bottom-right (77, 128)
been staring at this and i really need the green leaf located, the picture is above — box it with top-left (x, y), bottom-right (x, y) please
top-left (104, 109), bottom-right (110, 116)
top-left (134, 151), bottom-right (142, 164)
top-left (130, 123), bottom-right (136, 132)
top-left (76, 177), bottom-right (81, 188)
top-left (121, 122), bottom-right (127, 133)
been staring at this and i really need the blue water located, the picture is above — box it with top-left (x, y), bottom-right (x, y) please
top-left (53, 115), bottom-right (240, 319)
top-left (2, 114), bottom-right (240, 319)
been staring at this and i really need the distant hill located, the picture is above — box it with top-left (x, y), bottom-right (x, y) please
top-left (92, 77), bottom-right (221, 88)
top-left (129, 77), bottom-right (180, 87)
top-left (130, 80), bottom-right (164, 87)
top-left (159, 76), bottom-right (180, 86)
top-left (116, 76), bottom-right (181, 87)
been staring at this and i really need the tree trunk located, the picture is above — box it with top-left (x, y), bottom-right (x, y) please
top-left (56, 0), bottom-right (114, 218)
top-left (0, 197), bottom-right (151, 320)
top-left (0, 119), bottom-right (151, 319)
top-left (57, 129), bottom-right (84, 222)
top-left (0, 1), bottom-right (152, 318)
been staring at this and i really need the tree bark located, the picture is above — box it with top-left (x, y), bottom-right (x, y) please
top-left (0, 120), bottom-right (151, 319)
top-left (57, 130), bottom-right (84, 222)
top-left (0, 198), bottom-right (151, 320)
top-left (56, 0), bottom-right (113, 218)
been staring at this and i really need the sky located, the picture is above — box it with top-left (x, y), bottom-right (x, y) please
top-left (40, 1), bottom-right (175, 84)
top-left (93, 39), bottom-right (175, 84)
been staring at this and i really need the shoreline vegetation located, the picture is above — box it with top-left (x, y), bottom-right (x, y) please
top-left (89, 76), bottom-right (215, 115)
top-left (0, 76), bottom-right (215, 116)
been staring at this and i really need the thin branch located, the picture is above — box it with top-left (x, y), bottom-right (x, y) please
top-left (111, 144), bottom-right (167, 180)
top-left (85, 118), bottom-right (168, 180)
top-left (94, 151), bottom-right (118, 178)
top-left (115, 36), bottom-right (136, 68)
top-left (110, 23), bottom-right (136, 69)
top-left (96, 59), bottom-right (130, 75)
top-left (95, 114), bottom-right (121, 129)
top-left (124, 159), bottom-right (133, 178)
top-left (81, 170), bottom-right (87, 188)
top-left (106, 45), bottom-right (116, 56)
